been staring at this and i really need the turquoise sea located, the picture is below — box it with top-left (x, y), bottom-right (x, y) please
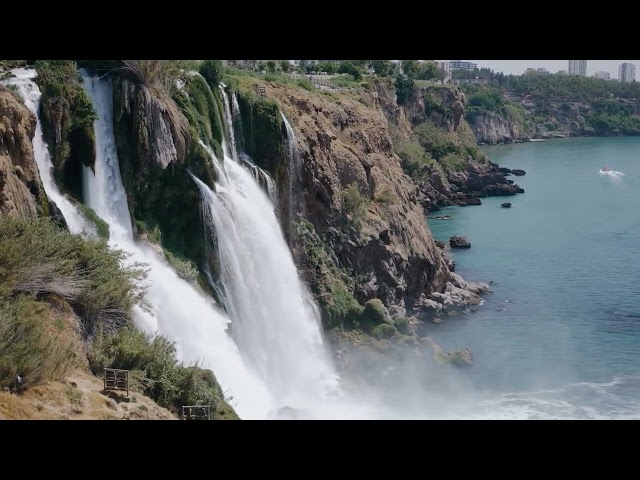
top-left (425, 137), bottom-right (640, 419)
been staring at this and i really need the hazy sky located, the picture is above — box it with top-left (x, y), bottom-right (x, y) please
top-left (440, 60), bottom-right (640, 77)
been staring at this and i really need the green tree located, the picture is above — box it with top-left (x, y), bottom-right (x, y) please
top-left (338, 61), bottom-right (364, 80)
top-left (318, 61), bottom-right (336, 74)
top-left (395, 74), bottom-right (415, 105)
top-left (370, 60), bottom-right (392, 77)
top-left (266, 60), bottom-right (277, 73)
top-left (417, 62), bottom-right (445, 82)
top-left (279, 60), bottom-right (291, 73)
top-left (199, 60), bottom-right (223, 87)
top-left (401, 60), bottom-right (421, 79)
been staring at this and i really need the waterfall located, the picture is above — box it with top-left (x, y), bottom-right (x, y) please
top-left (191, 147), bottom-right (343, 413)
top-left (3, 69), bottom-right (95, 236)
top-left (219, 85), bottom-right (239, 161)
top-left (279, 112), bottom-right (304, 237)
top-left (80, 71), bottom-right (274, 419)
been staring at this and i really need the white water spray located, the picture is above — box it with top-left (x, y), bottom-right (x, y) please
top-left (3, 69), bottom-right (94, 236)
top-left (80, 71), bottom-right (274, 419)
top-left (192, 146), bottom-right (362, 416)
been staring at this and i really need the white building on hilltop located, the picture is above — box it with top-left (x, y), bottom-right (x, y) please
top-left (568, 60), bottom-right (587, 76)
top-left (618, 63), bottom-right (636, 83)
top-left (594, 71), bottom-right (610, 80)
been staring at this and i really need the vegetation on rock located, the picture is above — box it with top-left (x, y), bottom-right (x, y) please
top-left (34, 60), bottom-right (97, 201)
top-left (0, 216), bottom-right (237, 419)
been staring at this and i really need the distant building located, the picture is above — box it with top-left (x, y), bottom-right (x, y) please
top-left (449, 60), bottom-right (477, 71)
top-left (557, 70), bottom-right (568, 75)
top-left (525, 68), bottom-right (550, 74)
top-left (618, 63), bottom-right (636, 83)
top-left (594, 71), bottom-right (610, 80)
top-left (438, 61), bottom-right (452, 83)
top-left (568, 60), bottom-right (587, 76)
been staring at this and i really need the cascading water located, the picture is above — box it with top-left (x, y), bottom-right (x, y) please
top-left (219, 86), bottom-right (239, 161)
top-left (218, 87), bottom-right (277, 203)
top-left (3, 69), bottom-right (95, 236)
top-left (190, 90), bottom-right (395, 418)
top-left (191, 149), bottom-right (343, 413)
top-left (79, 71), bottom-right (274, 419)
top-left (279, 112), bottom-right (304, 240)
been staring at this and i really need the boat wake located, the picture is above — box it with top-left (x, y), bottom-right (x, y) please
top-left (599, 169), bottom-right (625, 177)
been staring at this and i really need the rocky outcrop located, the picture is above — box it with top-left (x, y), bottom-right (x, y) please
top-left (417, 159), bottom-right (525, 212)
top-left (449, 236), bottom-right (471, 248)
top-left (470, 111), bottom-right (528, 145)
top-left (260, 82), bottom-right (454, 315)
top-left (0, 88), bottom-right (48, 219)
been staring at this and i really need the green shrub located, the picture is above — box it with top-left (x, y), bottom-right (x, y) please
top-left (393, 316), bottom-right (410, 334)
top-left (0, 296), bottom-right (82, 388)
top-left (297, 79), bottom-right (315, 91)
top-left (371, 323), bottom-right (398, 340)
top-left (77, 203), bottom-right (109, 240)
top-left (341, 183), bottom-right (370, 230)
top-left (361, 299), bottom-right (390, 332)
top-left (0, 216), bottom-right (145, 337)
top-left (395, 74), bottom-right (415, 105)
top-left (88, 325), bottom-right (237, 418)
top-left (395, 140), bottom-right (436, 181)
top-left (199, 60), bottom-right (224, 87)
top-left (164, 251), bottom-right (199, 283)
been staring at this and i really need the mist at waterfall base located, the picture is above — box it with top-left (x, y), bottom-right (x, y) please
top-left (79, 72), bottom-right (276, 420)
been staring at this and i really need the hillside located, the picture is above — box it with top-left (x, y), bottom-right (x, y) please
top-left (460, 74), bottom-right (640, 144)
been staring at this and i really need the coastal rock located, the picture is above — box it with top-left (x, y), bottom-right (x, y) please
top-left (470, 111), bottom-right (526, 145)
top-left (501, 202), bottom-right (512, 208)
top-left (449, 236), bottom-right (471, 249)
top-left (511, 169), bottom-right (526, 176)
top-left (465, 196), bottom-right (482, 206)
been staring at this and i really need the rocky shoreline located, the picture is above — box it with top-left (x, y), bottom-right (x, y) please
top-left (417, 159), bottom-right (526, 213)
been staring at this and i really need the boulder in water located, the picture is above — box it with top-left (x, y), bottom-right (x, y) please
top-left (501, 202), bottom-right (512, 208)
top-left (466, 196), bottom-right (482, 206)
top-left (449, 236), bottom-right (471, 248)
top-left (511, 169), bottom-right (526, 176)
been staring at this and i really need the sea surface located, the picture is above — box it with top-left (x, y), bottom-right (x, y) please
top-left (424, 137), bottom-right (640, 419)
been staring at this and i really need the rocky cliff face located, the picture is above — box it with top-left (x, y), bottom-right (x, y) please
top-left (264, 84), bottom-right (451, 314)
top-left (236, 80), bottom-right (488, 323)
top-left (470, 112), bottom-right (527, 144)
top-left (374, 82), bottom-right (527, 212)
top-left (0, 88), bottom-right (48, 219)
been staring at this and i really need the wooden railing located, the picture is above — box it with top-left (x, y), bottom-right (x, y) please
top-left (180, 405), bottom-right (211, 420)
top-left (104, 368), bottom-right (129, 397)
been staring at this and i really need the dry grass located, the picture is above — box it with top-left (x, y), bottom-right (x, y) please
top-left (0, 371), bottom-right (176, 420)
top-left (119, 60), bottom-right (191, 162)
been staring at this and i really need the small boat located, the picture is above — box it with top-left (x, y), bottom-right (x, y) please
top-left (600, 165), bottom-right (611, 172)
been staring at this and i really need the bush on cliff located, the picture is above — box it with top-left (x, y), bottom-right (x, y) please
top-left (341, 183), bottom-right (370, 231)
top-left (371, 323), bottom-right (398, 340)
top-left (34, 60), bottom-right (97, 201)
top-left (0, 216), bottom-right (143, 388)
top-left (361, 299), bottom-right (391, 332)
top-left (296, 220), bottom-right (364, 330)
top-left (199, 60), bottom-right (224, 88)
top-left (88, 325), bottom-right (238, 419)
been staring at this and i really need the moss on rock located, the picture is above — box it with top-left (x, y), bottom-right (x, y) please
top-left (34, 61), bottom-right (97, 201)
